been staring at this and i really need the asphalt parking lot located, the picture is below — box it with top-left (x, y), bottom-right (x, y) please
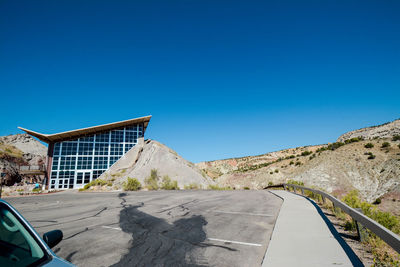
top-left (7, 190), bottom-right (282, 267)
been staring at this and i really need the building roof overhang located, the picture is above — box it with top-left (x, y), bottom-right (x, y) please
top-left (18, 115), bottom-right (152, 143)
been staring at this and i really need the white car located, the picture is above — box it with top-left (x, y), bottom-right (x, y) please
top-left (0, 199), bottom-right (75, 266)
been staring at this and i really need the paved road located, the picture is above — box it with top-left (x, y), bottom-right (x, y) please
top-left (6, 190), bottom-right (282, 267)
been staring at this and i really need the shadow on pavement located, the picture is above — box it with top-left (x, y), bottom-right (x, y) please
top-left (112, 193), bottom-right (232, 266)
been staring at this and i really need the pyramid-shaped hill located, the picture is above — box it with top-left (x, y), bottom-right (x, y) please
top-left (98, 138), bottom-right (215, 189)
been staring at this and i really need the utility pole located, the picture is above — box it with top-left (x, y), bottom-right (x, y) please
top-left (0, 168), bottom-right (6, 198)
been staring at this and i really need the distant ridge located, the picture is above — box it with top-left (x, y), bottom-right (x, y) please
top-left (337, 119), bottom-right (400, 142)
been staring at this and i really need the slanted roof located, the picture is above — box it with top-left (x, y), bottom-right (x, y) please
top-left (18, 115), bottom-right (152, 143)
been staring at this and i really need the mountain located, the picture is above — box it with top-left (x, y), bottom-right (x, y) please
top-left (197, 120), bottom-right (400, 202)
top-left (99, 138), bottom-right (215, 189)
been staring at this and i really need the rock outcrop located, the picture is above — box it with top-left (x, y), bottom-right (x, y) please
top-left (337, 119), bottom-right (400, 142)
top-left (99, 138), bottom-right (214, 189)
top-left (0, 133), bottom-right (47, 185)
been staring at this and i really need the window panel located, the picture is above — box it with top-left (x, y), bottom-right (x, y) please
top-left (109, 156), bottom-right (119, 167)
top-left (79, 135), bottom-right (94, 142)
top-left (110, 144), bottom-right (123, 155)
top-left (59, 157), bottom-right (76, 170)
top-left (52, 157), bottom-right (59, 171)
top-left (95, 132), bottom-right (109, 143)
top-left (78, 142), bottom-right (93, 155)
top-left (77, 157), bottom-right (93, 170)
top-left (125, 131), bottom-right (137, 143)
top-left (61, 142), bottom-right (77, 156)
top-left (94, 143), bottom-right (109, 155)
top-left (125, 143), bottom-right (134, 153)
top-left (93, 157), bottom-right (108, 169)
top-left (93, 170), bottom-right (106, 179)
top-left (53, 143), bottom-right (61, 156)
top-left (111, 130), bottom-right (124, 143)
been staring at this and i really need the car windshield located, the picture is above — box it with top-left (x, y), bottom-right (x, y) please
top-left (0, 203), bottom-right (46, 266)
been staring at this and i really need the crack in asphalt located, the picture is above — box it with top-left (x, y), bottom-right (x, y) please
top-left (34, 207), bottom-right (109, 228)
top-left (64, 227), bottom-right (91, 240)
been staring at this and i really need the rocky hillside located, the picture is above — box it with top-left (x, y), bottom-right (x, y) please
top-left (337, 118), bottom-right (400, 142)
top-left (0, 134), bottom-right (47, 185)
top-left (99, 138), bottom-right (215, 189)
top-left (197, 120), bottom-right (400, 203)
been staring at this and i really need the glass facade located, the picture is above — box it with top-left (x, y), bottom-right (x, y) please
top-left (49, 124), bottom-right (143, 189)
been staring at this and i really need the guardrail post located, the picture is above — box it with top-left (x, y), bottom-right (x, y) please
top-left (355, 208), bottom-right (368, 242)
top-left (301, 188), bottom-right (304, 195)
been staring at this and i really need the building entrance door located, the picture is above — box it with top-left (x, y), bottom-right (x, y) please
top-left (75, 171), bottom-right (92, 189)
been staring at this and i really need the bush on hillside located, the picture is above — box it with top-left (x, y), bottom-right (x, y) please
top-left (364, 143), bottom-right (374, 148)
top-left (184, 183), bottom-right (201, 190)
top-left (144, 169), bottom-right (159, 190)
top-left (208, 185), bottom-right (232, 190)
top-left (81, 179), bottom-right (108, 191)
top-left (327, 142), bottom-right (345, 151)
top-left (392, 135), bottom-right (400, 141)
top-left (301, 151), bottom-right (312, 156)
top-left (381, 142), bottom-right (390, 148)
top-left (123, 177), bottom-right (141, 191)
top-left (344, 137), bottom-right (364, 144)
top-left (161, 175), bottom-right (179, 190)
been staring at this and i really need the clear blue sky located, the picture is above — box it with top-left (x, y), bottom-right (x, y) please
top-left (1, 0), bottom-right (399, 163)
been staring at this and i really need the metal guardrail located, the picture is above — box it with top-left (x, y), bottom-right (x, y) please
top-left (266, 183), bottom-right (400, 254)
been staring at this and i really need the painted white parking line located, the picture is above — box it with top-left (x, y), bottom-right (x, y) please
top-left (102, 225), bottom-right (122, 231)
top-left (211, 210), bottom-right (273, 217)
top-left (207, 238), bottom-right (262, 247)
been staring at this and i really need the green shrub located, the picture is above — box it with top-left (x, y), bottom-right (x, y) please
top-left (144, 169), bottom-right (159, 190)
top-left (301, 151), bottom-right (312, 156)
top-left (161, 175), bottom-right (179, 190)
top-left (286, 179), bottom-right (304, 186)
top-left (184, 183), bottom-right (201, 190)
top-left (274, 169), bottom-right (279, 173)
top-left (327, 142), bottom-right (345, 150)
top-left (269, 171), bottom-right (273, 174)
top-left (344, 137), bottom-right (363, 144)
top-left (289, 161), bottom-right (294, 165)
top-left (392, 135), bottom-right (400, 141)
top-left (344, 220), bottom-right (356, 231)
top-left (368, 154), bottom-right (376, 159)
top-left (208, 185), bottom-right (232, 190)
top-left (295, 161), bottom-right (301, 166)
top-left (364, 143), bottom-right (374, 148)
top-left (244, 187), bottom-right (250, 190)
top-left (268, 181), bottom-right (273, 186)
top-left (123, 177), bottom-right (141, 191)
top-left (398, 144), bottom-right (400, 149)
top-left (316, 147), bottom-right (328, 153)
top-left (32, 188), bottom-right (41, 193)
top-left (381, 142), bottom-right (390, 148)
top-left (82, 179), bottom-right (108, 190)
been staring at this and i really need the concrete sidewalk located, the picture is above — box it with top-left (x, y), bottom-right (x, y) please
top-left (262, 190), bottom-right (363, 267)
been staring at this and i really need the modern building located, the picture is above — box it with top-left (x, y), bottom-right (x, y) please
top-left (18, 116), bottom-right (151, 189)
